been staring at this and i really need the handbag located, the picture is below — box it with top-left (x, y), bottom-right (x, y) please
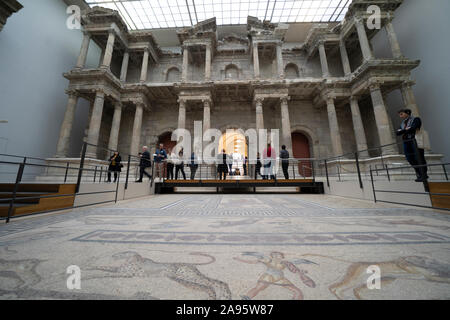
top-left (415, 128), bottom-right (424, 149)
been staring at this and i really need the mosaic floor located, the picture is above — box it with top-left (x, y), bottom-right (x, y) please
top-left (0, 194), bottom-right (449, 300)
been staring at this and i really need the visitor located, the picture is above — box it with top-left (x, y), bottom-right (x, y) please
top-left (396, 109), bottom-right (428, 182)
top-left (262, 143), bottom-right (276, 180)
top-left (244, 156), bottom-right (248, 176)
top-left (227, 153), bottom-right (233, 175)
top-left (166, 148), bottom-right (174, 180)
top-left (280, 145), bottom-right (290, 180)
top-left (107, 151), bottom-right (122, 183)
top-left (154, 143), bottom-right (167, 180)
top-left (255, 153), bottom-right (262, 179)
top-left (217, 149), bottom-right (228, 180)
top-left (136, 146), bottom-right (151, 182)
top-left (189, 152), bottom-right (198, 180)
top-left (175, 148), bottom-right (186, 180)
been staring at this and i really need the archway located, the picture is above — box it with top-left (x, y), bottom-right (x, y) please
top-left (225, 64), bottom-right (239, 80)
top-left (292, 131), bottom-right (312, 177)
top-left (285, 63), bottom-right (300, 79)
top-left (158, 131), bottom-right (176, 153)
top-left (166, 67), bottom-right (181, 82)
top-left (218, 130), bottom-right (248, 176)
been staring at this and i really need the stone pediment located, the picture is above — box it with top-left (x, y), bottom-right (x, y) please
top-left (82, 6), bottom-right (128, 32)
top-left (247, 16), bottom-right (288, 40)
top-left (177, 17), bottom-right (217, 44)
top-left (217, 34), bottom-right (249, 52)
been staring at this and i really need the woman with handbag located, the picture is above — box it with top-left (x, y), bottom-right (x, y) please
top-left (107, 151), bottom-right (122, 183)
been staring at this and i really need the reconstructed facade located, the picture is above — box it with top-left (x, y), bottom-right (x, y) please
top-left (55, 0), bottom-right (431, 163)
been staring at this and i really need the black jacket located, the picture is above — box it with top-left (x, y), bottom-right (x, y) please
top-left (140, 151), bottom-right (151, 168)
top-left (397, 117), bottom-right (422, 141)
top-left (108, 155), bottom-right (122, 172)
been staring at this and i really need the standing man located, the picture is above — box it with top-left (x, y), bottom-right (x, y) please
top-left (280, 145), bottom-right (290, 180)
top-left (396, 109), bottom-right (428, 182)
top-left (154, 143), bottom-right (168, 180)
top-left (189, 152), bottom-right (199, 180)
top-left (136, 146), bottom-right (151, 183)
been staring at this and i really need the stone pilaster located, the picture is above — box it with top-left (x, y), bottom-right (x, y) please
top-left (178, 98), bottom-right (187, 130)
top-left (107, 101), bottom-right (122, 152)
top-left (86, 90), bottom-right (105, 158)
top-left (326, 96), bottom-right (343, 157)
top-left (354, 16), bottom-right (374, 61)
top-left (205, 44), bottom-right (212, 81)
top-left (203, 99), bottom-right (211, 133)
top-left (318, 41), bottom-right (330, 77)
top-left (400, 82), bottom-right (431, 150)
top-left (369, 83), bottom-right (397, 154)
top-left (276, 42), bottom-right (284, 79)
top-left (55, 92), bottom-right (78, 157)
top-left (349, 96), bottom-right (369, 157)
top-left (253, 42), bottom-right (260, 79)
top-left (280, 96), bottom-right (292, 155)
top-left (385, 20), bottom-right (403, 59)
top-left (255, 97), bottom-right (264, 133)
top-left (120, 51), bottom-right (129, 82)
top-left (339, 38), bottom-right (351, 76)
top-left (140, 49), bottom-right (149, 83)
top-left (182, 46), bottom-right (189, 82)
top-left (101, 30), bottom-right (115, 69)
top-left (76, 32), bottom-right (91, 69)
top-left (130, 103), bottom-right (144, 156)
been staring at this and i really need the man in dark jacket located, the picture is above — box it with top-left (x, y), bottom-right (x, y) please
top-left (396, 109), bottom-right (428, 182)
top-left (136, 146), bottom-right (152, 182)
top-left (280, 145), bottom-right (290, 180)
top-left (188, 152), bottom-right (199, 180)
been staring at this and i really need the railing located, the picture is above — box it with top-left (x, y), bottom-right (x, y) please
top-left (316, 138), bottom-right (447, 189)
top-left (370, 162), bottom-right (450, 211)
top-left (0, 142), bottom-right (153, 223)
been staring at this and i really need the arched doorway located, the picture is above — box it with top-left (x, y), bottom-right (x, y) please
top-left (218, 130), bottom-right (248, 176)
top-left (292, 132), bottom-right (312, 177)
top-left (158, 132), bottom-right (176, 153)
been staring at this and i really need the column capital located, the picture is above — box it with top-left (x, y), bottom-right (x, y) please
top-left (65, 89), bottom-right (78, 97)
top-left (349, 95), bottom-right (361, 102)
top-left (368, 82), bottom-right (381, 91)
top-left (318, 39), bottom-right (326, 47)
top-left (254, 96), bottom-right (264, 105)
top-left (178, 98), bottom-right (187, 106)
top-left (280, 96), bottom-right (290, 104)
top-left (202, 98), bottom-right (212, 107)
top-left (94, 89), bottom-right (105, 98)
top-left (114, 101), bottom-right (123, 109)
top-left (353, 15), bottom-right (364, 25)
top-left (402, 80), bottom-right (416, 89)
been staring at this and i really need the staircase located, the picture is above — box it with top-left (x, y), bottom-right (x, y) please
top-left (428, 182), bottom-right (450, 210)
top-left (0, 184), bottom-right (76, 218)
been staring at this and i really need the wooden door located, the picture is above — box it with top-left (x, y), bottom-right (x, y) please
top-left (292, 132), bottom-right (312, 177)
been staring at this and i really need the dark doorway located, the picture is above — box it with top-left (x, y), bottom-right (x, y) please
top-left (292, 132), bottom-right (312, 177)
top-left (158, 132), bottom-right (176, 153)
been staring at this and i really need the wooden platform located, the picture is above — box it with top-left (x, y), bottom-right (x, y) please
top-left (0, 184), bottom-right (76, 218)
top-left (429, 182), bottom-right (450, 210)
top-left (156, 179), bottom-right (322, 194)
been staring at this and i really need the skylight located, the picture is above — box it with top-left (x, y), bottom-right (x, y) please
top-left (85, 0), bottom-right (351, 30)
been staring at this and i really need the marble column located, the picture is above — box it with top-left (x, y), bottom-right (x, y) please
top-left (86, 90), bottom-right (105, 158)
top-left (326, 97), bottom-right (344, 156)
top-left (318, 41), bottom-right (330, 77)
top-left (107, 101), bottom-right (122, 152)
top-left (140, 49), bottom-right (149, 83)
top-left (203, 99), bottom-right (211, 133)
top-left (130, 103), bottom-right (144, 156)
top-left (339, 38), bottom-right (351, 76)
top-left (253, 42), bottom-right (260, 79)
top-left (354, 16), bottom-right (374, 61)
top-left (369, 83), bottom-right (397, 154)
top-left (205, 44), bottom-right (212, 81)
top-left (178, 99), bottom-right (186, 130)
top-left (255, 97), bottom-right (264, 133)
top-left (276, 42), bottom-right (284, 79)
top-left (120, 51), bottom-right (129, 82)
top-left (101, 30), bottom-right (115, 69)
top-left (385, 20), bottom-right (403, 59)
top-left (55, 92), bottom-right (79, 157)
top-left (76, 32), bottom-right (91, 69)
top-left (401, 82), bottom-right (431, 150)
top-left (280, 96), bottom-right (293, 155)
top-left (182, 46), bottom-right (189, 82)
top-left (349, 96), bottom-right (369, 157)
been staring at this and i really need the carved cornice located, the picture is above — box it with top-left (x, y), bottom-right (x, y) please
top-left (0, 0), bottom-right (23, 32)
